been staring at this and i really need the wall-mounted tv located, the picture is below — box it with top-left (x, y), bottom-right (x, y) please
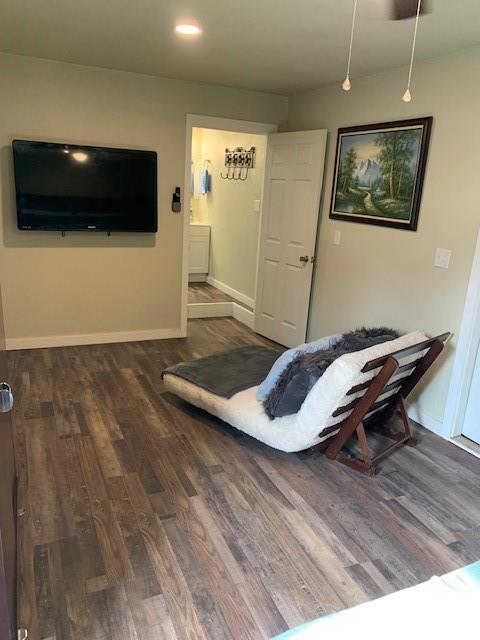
top-left (12, 140), bottom-right (157, 232)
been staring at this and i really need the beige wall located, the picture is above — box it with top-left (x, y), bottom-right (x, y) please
top-left (1, 45), bottom-right (477, 425)
top-left (191, 128), bottom-right (267, 299)
top-left (287, 46), bottom-right (480, 425)
top-left (0, 53), bottom-right (287, 340)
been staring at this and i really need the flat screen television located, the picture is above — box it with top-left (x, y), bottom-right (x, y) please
top-left (12, 140), bottom-right (157, 232)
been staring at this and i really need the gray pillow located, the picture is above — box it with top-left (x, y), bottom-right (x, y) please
top-left (263, 328), bottom-right (399, 419)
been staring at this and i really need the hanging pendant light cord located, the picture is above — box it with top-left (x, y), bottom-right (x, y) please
top-left (405, 0), bottom-right (422, 92)
top-left (345, 0), bottom-right (358, 79)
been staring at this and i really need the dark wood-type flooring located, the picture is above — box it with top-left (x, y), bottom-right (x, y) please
top-left (8, 317), bottom-right (480, 640)
top-left (188, 283), bottom-right (252, 310)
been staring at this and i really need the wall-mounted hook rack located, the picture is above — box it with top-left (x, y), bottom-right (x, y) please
top-left (221, 146), bottom-right (256, 181)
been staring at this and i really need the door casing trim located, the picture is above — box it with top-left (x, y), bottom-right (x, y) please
top-left (443, 225), bottom-right (480, 439)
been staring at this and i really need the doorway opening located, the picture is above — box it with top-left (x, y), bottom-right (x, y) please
top-left (182, 117), bottom-right (328, 347)
top-left (188, 126), bottom-right (267, 328)
top-left (182, 116), bottom-right (276, 336)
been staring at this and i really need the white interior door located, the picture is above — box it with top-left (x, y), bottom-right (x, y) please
top-left (254, 130), bottom-right (327, 347)
top-left (462, 343), bottom-right (480, 444)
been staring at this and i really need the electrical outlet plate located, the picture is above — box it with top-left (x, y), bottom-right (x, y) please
top-left (333, 230), bottom-right (341, 245)
top-left (434, 247), bottom-right (452, 269)
top-left (253, 199), bottom-right (261, 212)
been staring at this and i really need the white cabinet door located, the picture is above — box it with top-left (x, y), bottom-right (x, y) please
top-left (189, 226), bottom-right (210, 274)
top-left (255, 130), bottom-right (327, 347)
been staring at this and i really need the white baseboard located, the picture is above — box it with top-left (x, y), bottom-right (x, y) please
top-left (206, 276), bottom-right (254, 309)
top-left (6, 327), bottom-right (184, 350)
top-left (187, 302), bottom-right (233, 319)
top-left (188, 274), bottom-right (207, 283)
top-left (188, 301), bottom-right (254, 330)
top-left (232, 303), bottom-right (255, 329)
top-left (407, 403), bottom-right (444, 436)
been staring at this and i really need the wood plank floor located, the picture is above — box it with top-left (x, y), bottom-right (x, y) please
top-left (8, 317), bottom-right (480, 640)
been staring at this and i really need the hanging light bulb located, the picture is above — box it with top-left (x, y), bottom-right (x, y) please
top-left (402, 0), bottom-right (422, 102)
top-left (342, 0), bottom-right (358, 92)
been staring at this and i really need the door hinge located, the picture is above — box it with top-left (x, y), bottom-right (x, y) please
top-left (18, 629), bottom-right (28, 640)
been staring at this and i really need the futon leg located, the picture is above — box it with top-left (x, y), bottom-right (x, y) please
top-left (398, 395), bottom-right (417, 447)
top-left (327, 422), bottom-right (378, 476)
top-left (334, 452), bottom-right (378, 477)
top-left (321, 333), bottom-right (450, 476)
top-left (370, 397), bottom-right (418, 447)
top-left (325, 397), bottom-right (418, 476)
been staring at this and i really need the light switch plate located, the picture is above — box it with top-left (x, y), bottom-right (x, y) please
top-left (333, 230), bottom-right (341, 246)
top-left (253, 199), bottom-right (261, 212)
top-left (434, 247), bottom-right (452, 269)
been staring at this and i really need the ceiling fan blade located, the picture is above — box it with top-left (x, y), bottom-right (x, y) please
top-left (389, 0), bottom-right (431, 20)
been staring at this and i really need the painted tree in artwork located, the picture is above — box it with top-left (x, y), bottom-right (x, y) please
top-left (395, 130), bottom-right (418, 199)
top-left (338, 147), bottom-right (357, 194)
top-left (375, 130), bottom-right (418, 200)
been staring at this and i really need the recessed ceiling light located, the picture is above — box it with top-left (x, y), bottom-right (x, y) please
top-left (71, 151), bottom-right (88, 162)
top-left (175, 24), bottom-right (201, 36)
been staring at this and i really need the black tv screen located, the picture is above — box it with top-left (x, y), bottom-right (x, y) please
top-left (12, 140), bottom-right (157, 232)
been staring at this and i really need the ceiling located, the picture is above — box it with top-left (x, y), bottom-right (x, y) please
top-left (0, 0), bottom-right (479, 95)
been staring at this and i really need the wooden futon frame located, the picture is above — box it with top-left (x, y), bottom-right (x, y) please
top-left (317, 332), bottom-right (450, 476)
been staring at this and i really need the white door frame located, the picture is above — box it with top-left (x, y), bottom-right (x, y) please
top-left (443, 225), bottom-right (480, 439)
top-left (181, 114), bottom-right (278, 335)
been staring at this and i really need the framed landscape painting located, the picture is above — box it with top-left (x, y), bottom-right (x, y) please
top-left (329, 117), bottom-right (432, 231)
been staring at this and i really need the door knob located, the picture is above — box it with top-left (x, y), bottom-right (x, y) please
top-left (299, 255), bottom-right (309, 263)
top-left (0, 382), bottom-right (13, 413)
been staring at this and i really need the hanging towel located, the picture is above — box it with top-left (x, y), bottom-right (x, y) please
top-left (200, 169), bottom-right (211, 195)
